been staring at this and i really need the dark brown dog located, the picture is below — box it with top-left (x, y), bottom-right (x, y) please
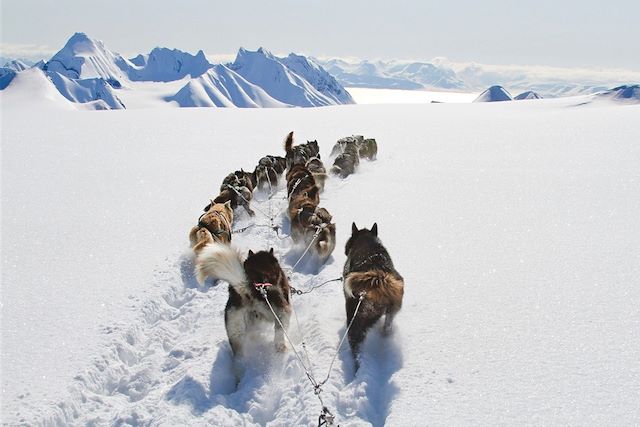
top-left (211, 187), bottom-right (255, 217)
top-left (286, 164), bottom-right (317, 199)
top-left (196, 244), bottom-right (291, 357)
top-left (343, 223), bottom-right (404, 368)
top-left (284, 131), bottom-right (321, 169)
top-left (305, 157), bottom-right (327, 192)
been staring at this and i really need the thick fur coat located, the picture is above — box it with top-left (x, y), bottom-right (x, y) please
top-left (343, 223), bottom-right (404, 366)
top-left (196, 244), bottom-right (291, 356)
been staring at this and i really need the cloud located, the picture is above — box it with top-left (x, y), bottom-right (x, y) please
top-left (0, 42), bottom-right (56, 61)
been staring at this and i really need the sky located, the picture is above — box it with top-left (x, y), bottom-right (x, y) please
top-left (1, 0), bottom-right (639, 70)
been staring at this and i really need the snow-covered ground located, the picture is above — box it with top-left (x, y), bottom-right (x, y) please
top-left (2, 95), bottom-right (640, 425)
top-left (347, 88), bottom-right (477, 104)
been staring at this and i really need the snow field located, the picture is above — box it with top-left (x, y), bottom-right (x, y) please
top-left (2, 100), bottom-right (640, 425)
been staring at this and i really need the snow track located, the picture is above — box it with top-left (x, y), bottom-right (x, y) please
top-left (28, 174), bottom-right (397, 426)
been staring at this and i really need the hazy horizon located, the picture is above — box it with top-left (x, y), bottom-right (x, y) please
top-left (1, 0), bottom-right (639, 72)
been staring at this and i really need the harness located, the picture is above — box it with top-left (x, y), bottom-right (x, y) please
top-left (197, 210), bottom-right (232, 242)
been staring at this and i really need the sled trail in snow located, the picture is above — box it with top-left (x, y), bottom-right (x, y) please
top-left (33, 169), bottom-right (400, 427)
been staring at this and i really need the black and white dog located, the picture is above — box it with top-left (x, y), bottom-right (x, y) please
top-left (196, 243), bottom-right (291, 358)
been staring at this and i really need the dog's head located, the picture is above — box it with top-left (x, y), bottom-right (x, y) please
top-left (244, 248), bottom-right (282, 286)
top-left (306, 140), bottom-right (320, 157)
top-left (345, 222), bottom-right (378, 255)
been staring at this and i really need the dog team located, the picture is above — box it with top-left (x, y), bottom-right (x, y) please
top-left (189, 131), bottom-right (402, 373)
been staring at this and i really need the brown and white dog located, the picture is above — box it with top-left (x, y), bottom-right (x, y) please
top-left (190, 200), bottom-right (234, 253)
top-left (343, 223), bottom-right (404, 369)
top-left (196, 243), bottom-right (291, 358)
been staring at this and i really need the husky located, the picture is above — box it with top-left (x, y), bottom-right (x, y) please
top-left (343, 223), bottom-right (404, 368)
top-left (196, 244), bottom-right (291, 358)
top-left (305, 157), bottom-right (327, 192)
top-left (284, 131), bottom-right (320, 169)
top-left (358, 138), bottom-right (378, 160)
top-left (253, 156), bottom-right (285, 193)
top-left (192, 200), bottom-right (234, 246)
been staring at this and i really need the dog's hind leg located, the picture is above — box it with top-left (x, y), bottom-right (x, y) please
top-left (225, 307), bottom-right (246, 357)
top-left (273, 307), bottom-right (291, 353)
top-left (382, 306), bottom-right (400, 336)
top-left (346, 299), bottom-right (379, 370)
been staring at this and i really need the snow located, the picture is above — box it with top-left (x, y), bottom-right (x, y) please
top-left (47, 71), bottom-right (126, 109)
top-left (279, 54), bottom-right (355, 104)
top-left (346, 87), bottom-right (478, 104)
top-left (228, 48), bottom-right (345, 107)
top-left (3, 59), bottom-right (29, 72)
top-left (168, 65), bottom-right (289, 108)
top-left (2, 96), bottom-right (640, 425)
top-left (1, 35), bottom-right (354, 110)
top-left (0, 68), bottom-right (76, 110)
top-left (44, 32), bottom-right (129, 86)
top-left (514, 90), bottom-right (543, 100)
top-left (595, 84), bottom-right (640, 103)
top-left (319, 57), bottom-right (640, 98)
top-left (125, 48), bottom-right (212, 82)
top-left (474, 85), bottom-right (513, 102)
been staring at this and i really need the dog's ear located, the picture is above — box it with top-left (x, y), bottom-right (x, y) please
top-left (371, 223), bottom-right (378, 236)
top-left (269, 247), bottom-right (274, 255)
top-left (248, 249), bottom-right (254, 257)
top-left (352, 222), bottom-right (358, 235)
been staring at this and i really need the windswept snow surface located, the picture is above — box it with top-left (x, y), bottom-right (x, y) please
top-left (2, 99), bottom-right (640, 425)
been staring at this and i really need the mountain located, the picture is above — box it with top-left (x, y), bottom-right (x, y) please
top-left (278, 54), bottom-right (354, 104)
top-left (474, 85), bottom-right (513, 102)
top-left (596, 84), bottom-right (640, 102)
top-left (514, 91), bottom-right (543, 100)
top-left (47, 71), bottom-right (126, 109)
top-left (125, 47), bottom-right (212, 82)
top-left (3, 59), bottom-right (30, 72)
top-left (228, 48), bottom-right (349, 107)
top-left (3, 34), bottom-right (353, 110)
top-left (43, 32), bottom-right (128, 88)
top-left (0, 68), bottom-right (76, 110)
top-left (168, 64), bottom-right (288, 108)
top-left (0, 68), bottom-right (17, 90)
top-left (318, 58), bottom-right (464, 91)
top-left (385, 61), bottom-right (465, 90)
top-left (321, 59), bottom-right (424, 90)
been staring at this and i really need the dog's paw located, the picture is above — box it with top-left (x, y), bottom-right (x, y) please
top-left (381, 324), bottom-right (394, 337)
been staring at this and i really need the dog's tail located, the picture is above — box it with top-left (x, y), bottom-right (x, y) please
top-left (284, 131), bottom-right (294, 154)
top-left (196, 242), bottom-right (247, 287)
top-left (344, 270), bottom-right (404, 308)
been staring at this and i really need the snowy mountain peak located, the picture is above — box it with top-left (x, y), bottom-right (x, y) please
top-left (596, 84), bottom-right (640, 103)
top-left (125, 47), bottom-right (213, 82)
top-left (229, 47), bottom-right (353, 107)
top-left (3, 59), bottom-right (29, 72)
top-left (474, 85), bottom-right (513, 102)
top-left (44, 32), bottom-right (128, 84)
top-left (514, 91), bottom-right (543, 100)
